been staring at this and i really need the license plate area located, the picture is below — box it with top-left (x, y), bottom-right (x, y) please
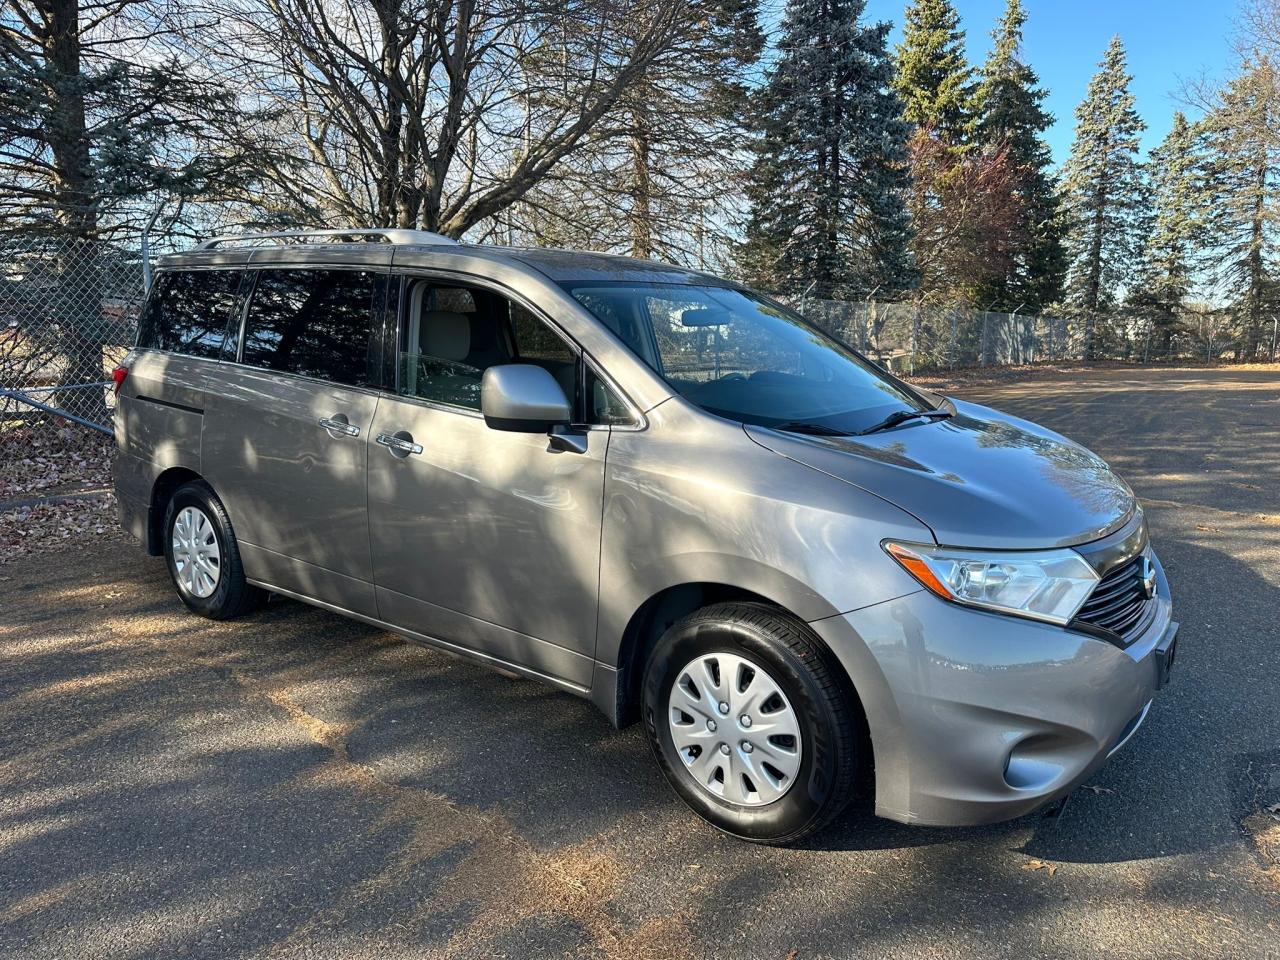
top-left (1154, 622), bottom-right (1179, 689)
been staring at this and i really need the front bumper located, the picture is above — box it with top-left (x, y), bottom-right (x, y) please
top-left (810, 552), bottom-right (1176, 826)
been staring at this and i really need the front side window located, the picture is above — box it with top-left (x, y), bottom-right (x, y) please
top-left (136, 269), bottom-right (242, 359)
top-left (397, 279), bottom-right (630, 425)
top-left (398, 282), bottom-right (517, 411)
top-left (568, 283), bottom-right (926, 434)
top-left (240, 268), bottom-right (380, 387)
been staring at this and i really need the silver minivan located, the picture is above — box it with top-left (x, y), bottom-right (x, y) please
top-left (113, 229), bottom-right (1178, 844)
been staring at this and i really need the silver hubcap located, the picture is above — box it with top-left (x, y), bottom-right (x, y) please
top-left (667, 652), bottom-right (803, 806)
top-left (172, 506), bottom-right (221, 599)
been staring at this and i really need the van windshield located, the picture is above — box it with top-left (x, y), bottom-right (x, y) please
top-left (567, 283), bottom-right (931, 434)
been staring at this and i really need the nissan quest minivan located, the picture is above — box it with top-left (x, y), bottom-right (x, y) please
top-left (113, 228), bottom-right (1178, 844)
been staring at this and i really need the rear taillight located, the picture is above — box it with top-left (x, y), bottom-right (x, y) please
top-left (111, 364), bottom-right (129, 395)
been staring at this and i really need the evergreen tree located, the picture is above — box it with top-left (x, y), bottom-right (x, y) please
top-left (973, 0), bottom-right (1066, 311)
top-left (0, 0), bottom-right (265, 417)
top-left (0, 0), bottom-right (260, 242)
top-left (1061, 36), bottom-right (1147, 359)
top-left (895, 0), bottom-right (976, 145)
top-left (1200, 56), bottom-right (1280, 361)
top-left (1130, 113), bottom-right (1209, 354)
top-left (740, 0), bottom-right (915, 299)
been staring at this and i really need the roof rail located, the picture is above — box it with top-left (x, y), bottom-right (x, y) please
top-left (197, 228), bottom-right (459, 250)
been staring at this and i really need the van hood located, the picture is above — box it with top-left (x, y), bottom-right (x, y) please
top-left (745, 398), bottom-right (1135, 550)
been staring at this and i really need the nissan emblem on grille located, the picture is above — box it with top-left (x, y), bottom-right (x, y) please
top-left (1140, 556), bottom-right (1157, 601)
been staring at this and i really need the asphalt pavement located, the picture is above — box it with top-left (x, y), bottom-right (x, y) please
top-left (1, 367), bottom-right (1277, 959)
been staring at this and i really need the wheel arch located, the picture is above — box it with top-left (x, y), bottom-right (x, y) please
top-left (609, 583), bottom-right (867, 739)
top-left (146, 466), bottom-right (204, 555)
top-left (608, 585), bottom-right (877, 810)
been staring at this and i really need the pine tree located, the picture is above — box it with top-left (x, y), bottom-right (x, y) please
top-left (740, 0), bottom-right (915, 299)
top-left (1200, 56), bottom-right (1280, 361)
top-left (0, 0), bottom-right (265, 417)
top-left (895, 0), bottom-right (976, 145)
top-left (1061, 36), bottom-right (1147, 360)
top-left (973, 0), bottom-right (1066, 311)
top-left (1130, 113), bottom-right (1209, 354)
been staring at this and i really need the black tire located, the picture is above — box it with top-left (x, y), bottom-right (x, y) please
top-left (162, 480), bottom-right (266, 620)
top-left (642, 602), bottom-right (861, 845)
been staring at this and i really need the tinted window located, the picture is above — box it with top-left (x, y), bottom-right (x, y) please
top-left (136, 269), bottom-right (242, 359)
top-left (241, 269), bottom-right (380, 386)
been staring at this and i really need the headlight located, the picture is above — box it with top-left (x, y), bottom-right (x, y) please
top-left (883, 541), bottom-right (1099, 625)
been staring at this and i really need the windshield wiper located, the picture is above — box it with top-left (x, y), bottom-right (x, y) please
top-left (773, 421), bottom-right (851, 437)
top-left (857, 408), bottom-right (953, 436)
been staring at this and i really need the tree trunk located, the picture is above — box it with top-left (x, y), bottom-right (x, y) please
top-left (629, 109), bottom-right (653, 259)
top-left (374, 0), bottom-right (405, 228)
top-left (1242, 155), bottom-right (1267, 362)
top-left (44, 0), bottom-right (108, 422)
top-left (1083, 186), bottom-right (1106, 362)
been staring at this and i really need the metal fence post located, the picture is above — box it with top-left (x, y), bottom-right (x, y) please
top-left (910, 303), bottom-right (919, 376)
top-left (140, 229), bottom-right (152, 294)
top-left (949, 308), bottom-right (957, 368)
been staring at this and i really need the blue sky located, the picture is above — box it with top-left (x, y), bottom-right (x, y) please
top-left (784, 0), bottom-right (1241, 167)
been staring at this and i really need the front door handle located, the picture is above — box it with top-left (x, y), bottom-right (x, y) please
top-left (319, 415), bottom-right (360, 437)
top-left (376, 431), bottom-right (423, 457)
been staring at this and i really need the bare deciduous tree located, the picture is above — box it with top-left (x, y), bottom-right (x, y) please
top-left (186, 0), bottom-right (733, 238)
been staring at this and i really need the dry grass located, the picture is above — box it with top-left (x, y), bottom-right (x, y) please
top-left (1243, 809), bottom-right (1280, 891)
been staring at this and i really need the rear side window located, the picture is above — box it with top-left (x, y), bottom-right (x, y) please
top-left (136, 269), bottom-right (242, 359)
top-left (240, 268), bottom-right (381, 387)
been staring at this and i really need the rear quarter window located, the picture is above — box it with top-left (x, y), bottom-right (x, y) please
top-left (135, 269), bottom-right (244, 359)
top-left (239, 268), bottom-right (381, 387)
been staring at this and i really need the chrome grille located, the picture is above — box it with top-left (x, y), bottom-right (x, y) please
top-left (1075, 554), bottom-right (1151, 641)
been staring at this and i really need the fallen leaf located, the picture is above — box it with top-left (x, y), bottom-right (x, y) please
top-left (1081, 784), bottom-right (1114, 795)
top-left (1023, 858), bottom-right (1059, 877)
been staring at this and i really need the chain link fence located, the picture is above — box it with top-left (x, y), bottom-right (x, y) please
top-left (787, 298), bottom-right (1063, 373)
top-left (788, 297), bottom-right (1256, 374)
top-left (2, 236), bottom-right (144, 434)
top-left (3, 232), bottom-right (1270, 439)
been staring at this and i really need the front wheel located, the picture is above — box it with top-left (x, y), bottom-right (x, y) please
top-left (163, 481), bottom-right (266, 620)
top-left (642, 602), bottom-right (862, 845)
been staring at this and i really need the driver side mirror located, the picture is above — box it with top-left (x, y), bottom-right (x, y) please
top-left (481, 364), bottom-right (572, 433)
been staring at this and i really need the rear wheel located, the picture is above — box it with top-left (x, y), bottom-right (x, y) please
top-left (163, 481), bottom-right (265, 619)
top-left (642, 602), bottom-right (861, 845)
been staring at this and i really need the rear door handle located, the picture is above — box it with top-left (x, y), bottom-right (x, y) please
top-left (376, 432), bottom-right (423, 457)
top-left (319, 415), bottom-right (360, 437)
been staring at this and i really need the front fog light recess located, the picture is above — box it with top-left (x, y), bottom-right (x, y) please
top-left (883, 541), bottom-right (1099, 625)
